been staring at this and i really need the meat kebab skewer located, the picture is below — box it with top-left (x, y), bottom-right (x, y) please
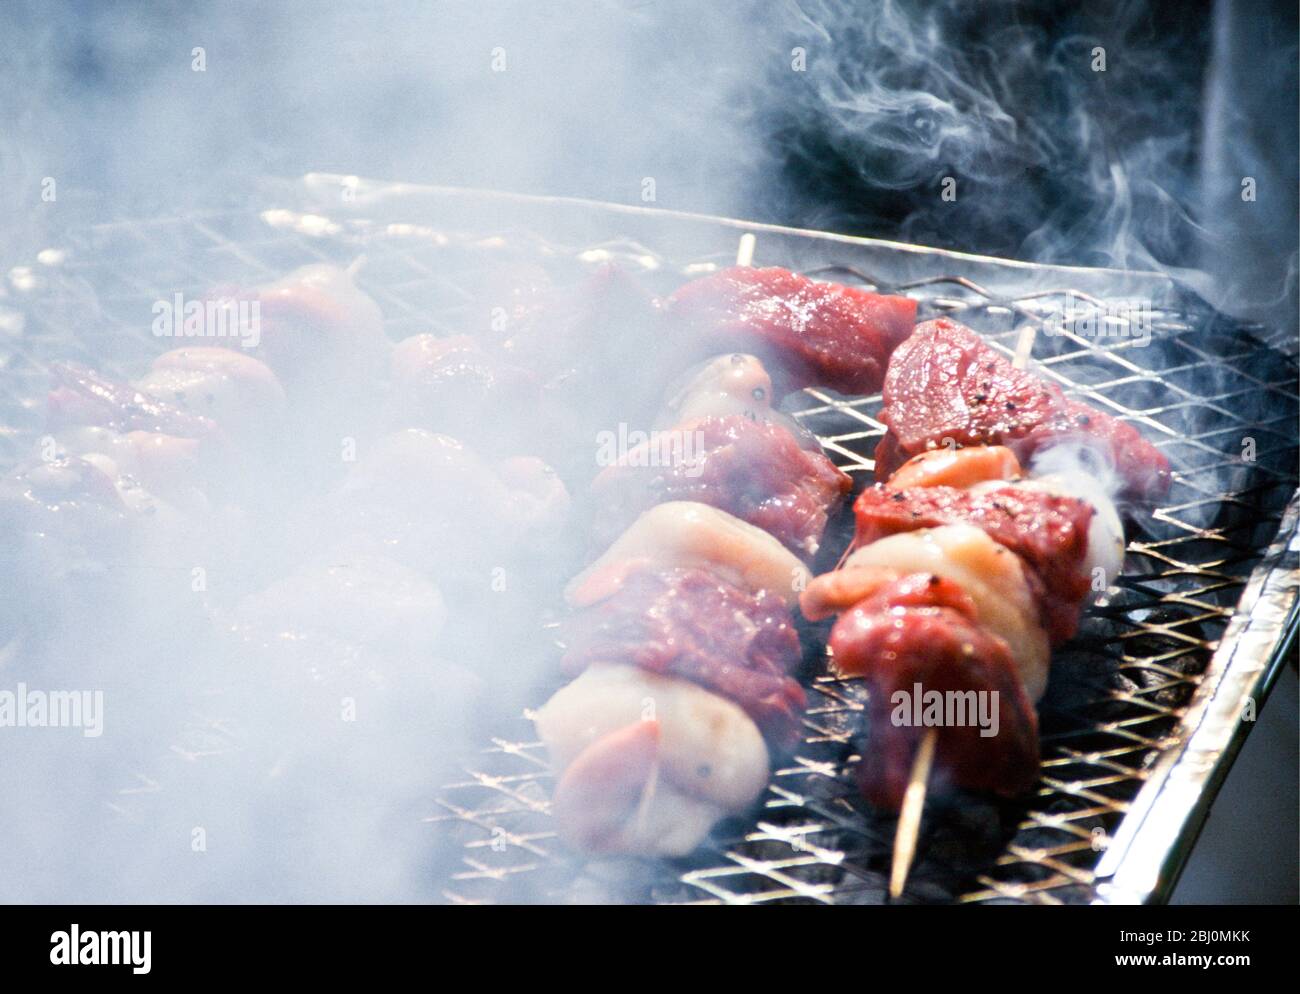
top-left (815, 315), bottom-right (1161, 896)
top-left (537, 239), bottom-right (916, 855)
top-left (806, 443), bottom-right (1125, 897)
top-left (889, 328), bottom-right (1048, 897)
top-left (537, 238), bottom-right (805, 855)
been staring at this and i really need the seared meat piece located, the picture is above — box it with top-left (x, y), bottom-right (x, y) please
top-left (828, 572), bottom-right (1040, 809)
top-left (590, 414), bottom-right (852, 559)
top-left (852, 483), bottom-right (1096, 643)
top-left (47, 361), bottom-right (225, 446)
top-left (663, 266), bottom-right (917, 396)
top-left (561, 565), bottom-right (806, 749)
top-left (873, 318), bottom-right (1171, 502)
top-left (389, 334), bottom-right (541, 451)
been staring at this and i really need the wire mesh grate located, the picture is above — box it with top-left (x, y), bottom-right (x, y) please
top-left (2, 200), bottom-right (1295, 904)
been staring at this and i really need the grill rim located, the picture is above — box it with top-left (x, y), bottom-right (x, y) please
top-left (1092, 491), bottom-right (1299, 903)
top-left (299, 171), bottom-right (1184, 302)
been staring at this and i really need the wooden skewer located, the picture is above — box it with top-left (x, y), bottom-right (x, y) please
top-left (632, 752), bottom-right (662, 840)
top-left (889, 726), bottom-right (938, 899)
top-left (1012, 323), bottom-right (1037, 370)
top-left (735, 232), bottom-right (757, 268)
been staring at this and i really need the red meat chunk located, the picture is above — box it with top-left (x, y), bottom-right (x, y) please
top-left (561, 565), bottom-right (806, 750)
top-left (664, 267), bottom-right (917, 396)
top-left (828, 572), bottom-right (1040, 809)
top-left (874, 318), bottom-right (1171, 503)
top-left (589, 414), bottom-right (853, 559)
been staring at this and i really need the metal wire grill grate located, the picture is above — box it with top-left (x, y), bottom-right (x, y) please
top-left (2, 198), bottom-right (1295, 904)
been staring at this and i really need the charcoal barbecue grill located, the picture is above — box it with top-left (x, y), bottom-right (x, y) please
top-left (2, 174), bottom-right (1295, 905)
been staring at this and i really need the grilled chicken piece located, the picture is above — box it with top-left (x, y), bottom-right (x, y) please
top-left (851, 482), bottom-right (1103, 644)
top-left (806, 525), bottom-right (1050, 702)
top-left (47, 355), bottom-right (284, 497)
top-left (0, 451), bottom-right (219, 642)
top-left (135, 347), bottom-right (287, 449)
top-left (873, 318), bottom-right (1171, 502)
top-left (566, 501), bottom-right (810, 609)
top-left (535, 664), bottom-right (770, 857)
top-left (885, 445), bottom-right (1023, 490)
top-left (656, 352), bottom-right (775, 427)
top-left (237, 263), bottom-right (390, 393)
top-left (219, 554), bottom-right (465, 862)
top-left (184, 264), bottom-right (393, 467)
top-left (827, 572), bottom-right (1040, 809)
top-left (590, 414), bottom-right (852, 560)
top-left (0, 456), bottom-right (136, 638)
top-left (49, 426), bottom-right (205, 508)
top-left (663, 266), bottom-right (917, 396)
top-left (873, 444), bottom-right (1125, 626)
top-left (0, 455), bottom-right (133, 566)
top-left (657, 352), bottom-right (826, 451)
top-left (561, 564), bottom-right (806, 749)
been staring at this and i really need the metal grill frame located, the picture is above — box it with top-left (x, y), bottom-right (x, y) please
top-left (2, 174), bottom-right (1295, 905)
